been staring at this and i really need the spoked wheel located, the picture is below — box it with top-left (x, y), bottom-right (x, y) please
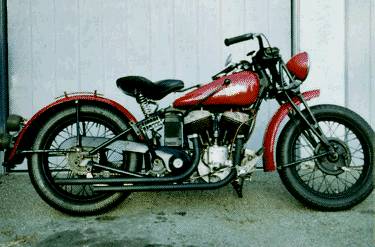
top-left (28, 105), bottom-right (141, 215)
top-left (277, 104), bottom-right (374, 210)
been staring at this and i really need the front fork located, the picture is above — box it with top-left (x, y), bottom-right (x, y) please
top-left (282, 91), bottom-right (336, 155)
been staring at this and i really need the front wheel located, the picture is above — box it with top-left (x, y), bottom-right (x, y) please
top-left (277, 104), bottom-right (374, 210)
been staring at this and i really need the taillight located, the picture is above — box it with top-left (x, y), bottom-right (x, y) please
top-left (6, 114), bottom-right (24, 132)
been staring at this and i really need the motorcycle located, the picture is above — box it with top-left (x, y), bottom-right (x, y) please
top-left (0, 33), bottom-right (373, 215)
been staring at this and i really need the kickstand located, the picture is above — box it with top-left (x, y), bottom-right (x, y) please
top-left (231, 178), bottom-right (244, 198)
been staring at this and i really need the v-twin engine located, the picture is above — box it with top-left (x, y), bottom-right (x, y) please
top-left (184, 110), bottom-right (251, 145)
top-left (182, 110), bottom-right (254, 182)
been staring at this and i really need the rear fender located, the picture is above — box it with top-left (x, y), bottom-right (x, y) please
top-left (262, 90), bottom-right (320, 172)
top-left (5, 94), bottom-right (137, 167)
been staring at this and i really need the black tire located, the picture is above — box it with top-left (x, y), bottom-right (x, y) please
top-left (277, 104), bottom-right (374, 210)
top-left (28, 105), bottom-right (141, 215)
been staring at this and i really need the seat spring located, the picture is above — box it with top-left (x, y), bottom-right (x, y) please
top-left (137, 94), bottom-right (153, 116)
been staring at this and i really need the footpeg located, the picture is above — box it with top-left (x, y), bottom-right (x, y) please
top-left (236, 149), bottom-right (260, 177)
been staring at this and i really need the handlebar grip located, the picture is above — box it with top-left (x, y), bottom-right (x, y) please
top-left (224, 33), bottom-right (254, 46)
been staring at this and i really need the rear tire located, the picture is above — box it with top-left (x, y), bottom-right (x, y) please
top-left (28, 105), bottom-right (141, 215)
top-left (277, 104), bottom-right (374, 210)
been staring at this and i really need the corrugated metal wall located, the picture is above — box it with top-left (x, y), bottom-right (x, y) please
top-left (7, 0), bottom-right (291, 116)
top-left (7, 0), bottom-right (291, 160)
top-left (299, 0), bottom-right (374, 128)
top-left (345, 0), bottom-right (374, 127)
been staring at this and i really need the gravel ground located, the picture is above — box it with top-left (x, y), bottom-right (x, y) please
top-left (0, 172), bottom-right (373, 247)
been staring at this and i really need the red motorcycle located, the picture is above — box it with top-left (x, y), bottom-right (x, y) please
top-left (1, 33), bottom-right (373, 215)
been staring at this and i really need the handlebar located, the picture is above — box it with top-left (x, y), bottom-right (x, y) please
top-left (224, 33), bottom-right (254, 46)
top-left (224, 33), bottom-right (265, 50)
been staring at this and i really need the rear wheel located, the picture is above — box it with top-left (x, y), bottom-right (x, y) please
top-left (277, 104), bottom-right (374, 210)
top-left (28, 105), bottom-right (141, 215)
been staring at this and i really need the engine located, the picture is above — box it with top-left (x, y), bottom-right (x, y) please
top-left (183, 110), bottom-right (252, 182)
top-left (184, 110), bottom-right (251, 145)
top-left (161, 109), bottom-right (253, 182)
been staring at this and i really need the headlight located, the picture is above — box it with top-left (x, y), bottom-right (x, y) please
top-left (286, 52), bottom-right (310, 82)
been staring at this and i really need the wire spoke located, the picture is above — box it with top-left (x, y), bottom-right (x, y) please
top-left (293, 118), bottom-right (368, 196)
top-left (43, 117), bottom-right (122, 200)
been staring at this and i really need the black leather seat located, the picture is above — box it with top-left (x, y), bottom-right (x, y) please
top-left (116, 76), bottom-right (184, 101)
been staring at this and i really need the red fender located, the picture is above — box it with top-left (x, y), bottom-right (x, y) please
top-left (262, 89), bottom-right (320, 172)
top-left (7, 94), bottom-right (137, 165)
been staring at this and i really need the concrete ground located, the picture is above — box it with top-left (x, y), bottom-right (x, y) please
top-left (0, 172), bottom-right (373, 247)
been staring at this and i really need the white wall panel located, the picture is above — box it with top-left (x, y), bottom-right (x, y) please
top-left (79, 0), bottom-right (105, 93)
top-left (300, 0), bottom-right (346, 106)
top-left (7, 0), bottom-right (291, 169)
top-left (174, 0), bottom-right (199, 84)
top-left (299, 0), bottom-right (374, 128)
top-left (31, 0), bottom-right (56, 108)
top-left (346, 0), bottom-right (374, 127)
top-left (8, 0), bottom-right (33, 116)
top-left (55, 0), bottom-right (80, 94)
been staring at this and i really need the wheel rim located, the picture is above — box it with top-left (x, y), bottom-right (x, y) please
top-left (290, 119), bottom-right (368, 197)
top-left (40, 114), bottom-right (127, 202)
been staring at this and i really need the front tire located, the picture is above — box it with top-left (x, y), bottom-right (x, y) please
top-left (277, 104), bottom-right (374, 210)
top-left (28, 105), bottom-right (141, 215)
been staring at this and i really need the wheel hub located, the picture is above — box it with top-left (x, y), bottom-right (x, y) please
top-left (67, 148), bottom-right (91, 175)
top-left (314, 138), bottom-right (351, 175)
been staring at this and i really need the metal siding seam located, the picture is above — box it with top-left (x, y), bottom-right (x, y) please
top-left (370, 0), bottom-right (374, 127)
top-left (291, 0), bottom-right (300, 56)
top-left (0, 0), bottom-right (9, 174)
top-left (344, 0), bottom-right (348, 108)
top-left (0, 0), bottom-right (8, 124)
top-left (29, 0), bottom-right (34, 112)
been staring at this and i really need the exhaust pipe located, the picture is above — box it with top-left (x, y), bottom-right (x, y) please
top-left (92, 136), bottom-right (245, 192)
top-left (55, 135), bottom-right (201, 185)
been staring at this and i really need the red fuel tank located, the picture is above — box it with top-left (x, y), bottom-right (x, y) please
top-left (173, 71), bottom-right (260, 109)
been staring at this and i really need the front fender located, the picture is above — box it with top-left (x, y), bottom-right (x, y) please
top-left (5, 94), bottom-right (137, 167)
top-left (262, 89), bottom-right (320, 172)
